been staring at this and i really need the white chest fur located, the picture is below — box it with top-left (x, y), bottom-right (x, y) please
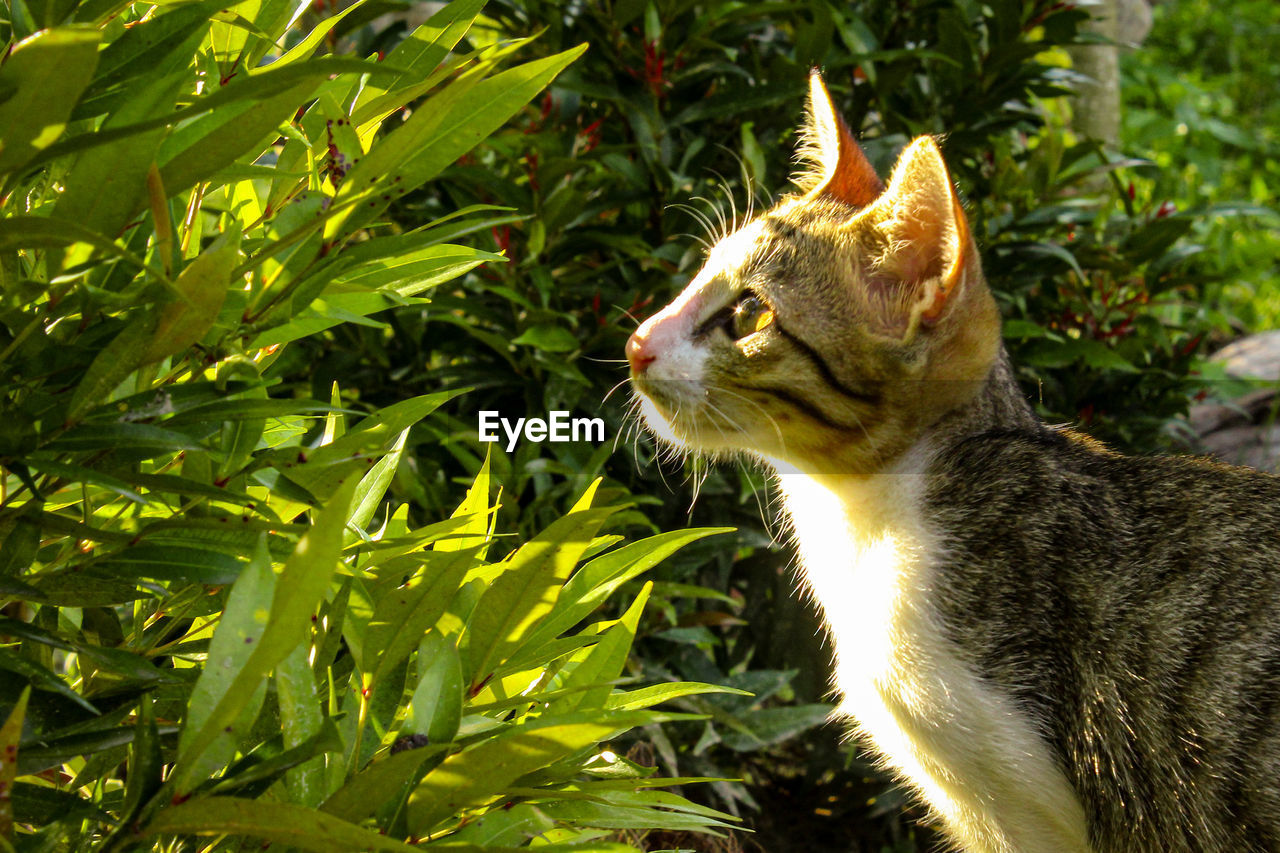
top-left (771, 449), bottom-right (1092, 853)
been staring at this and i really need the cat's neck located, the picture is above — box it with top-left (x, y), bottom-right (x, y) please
top-left (928, 346), bottom-right (1042, 447)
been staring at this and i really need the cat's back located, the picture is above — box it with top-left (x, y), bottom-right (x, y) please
top-left (930, 425), bottom-right (1280, 573)
top-left (928, 427), bottom-right (1280, 852)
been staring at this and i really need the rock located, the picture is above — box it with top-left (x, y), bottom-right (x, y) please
top-left (1188, 332), bottom-right (1280, 472)
top-left (1210, 329), bottom-right (1280, 381)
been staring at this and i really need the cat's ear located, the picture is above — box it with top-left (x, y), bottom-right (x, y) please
top-left (860, 135), bottom-right (972, 331)
top-left (797, 71), bottom-right (884, 208)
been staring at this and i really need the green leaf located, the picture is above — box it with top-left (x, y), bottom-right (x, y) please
top-left (276, 391), bottom-right (463, 497)
top-left (157, 78), bottom-right (321, 195)
top-left (320, 743), bottom-right (448, 824)
top-left (170, 476), bottom-right (359, 793)
top-left (209, 722), bottom-right (343, 797)
top-left (1077, 339), bottom-right (1140, 373)
top-left (537, 797), bottom-right (737, 833)
top-left (551, 583), bottom-right (651, 714)
top-left (277, 641), bottom-right (325, 807)
top-left (93, 544), bottom-right (243, 585)
top-left (21, 459), bottom-right (148, 504)
top-left (174, 536), bottom-right (274, 790)
top-left (271, 0), bottom-right (370, 68)
top-left (405, 714), bottom-right (647, 835)
top-left (362, 0), bottom-right (484, 98)
top-left (0, 215), bottom-right (167, 281)
top-left (718, 704), bottom-right (834, 751)
top-left (1002, 318), bottom-right (1050, 340)
top-left (463, 503), bottom-right (619, 686)
top-left (51, 68), bottom-right (188, 256)
top-left (47, 423), bottom-right (202, 455)
top-left (365, 549), bottom-right (473, 687)
top-left (348, 428), bottom-right (408, 536)
top-left (1005, 239), bottom-right (1088, 286)
top-left (434, 449), bottom-right (493, 557)
top-left (0, 510), bottom-right (41, 577)
top-left (512, 324), bottom-right (579, 353)
top-left (143, 796), bottom-right (420, 852)
top-left (65, 318), bottom-right (157, 424)
top-left (0, 26), bottom-right (100, 174)
top-left (521, 528), bottom-right (732, 654)
top-left (28, 569), bottom-right (151, 606)
top-left (405, 630), bottom-right (463, 746)
top-left (605, 682), bottom-right (753, 711)
top-left (328, 44), bottom-right (588, 239)
top-left (0, 688), bottom-right (29, 840)
top-left (0, 649), bottom-right (95, 713)
top-left (9, 783), bottom-right (110, 826)
top-left (142, 231), bottom-right (241, 363)
top-left (330, 243), bottom-right (505, 297)
top-left (73, 0), bottom-right (218, 118)
top-left (0, 617), bottom-right (167, 686)
top-left (118, 693), bottom-right (162, 826)
top-left (20, 57), bottom-right (404, 177)
top-left (18, 725), bottom-right (179, 777)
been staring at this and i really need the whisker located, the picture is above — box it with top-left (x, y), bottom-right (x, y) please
top-left (611, 305), bottom-right (644, 328)
top-left (690, 194), bottom-right (728, 244)
top-left (602, 376), bottom-right (633, 405)
top-left (677, 231), bottom-right (713, 251)
top-left (735, 457), bottom-right (781, 545)
top-left (668, 202), bottom-right (719, 246)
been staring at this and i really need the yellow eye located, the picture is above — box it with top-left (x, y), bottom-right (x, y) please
top-left (729, 294), bottom-right (775, 340)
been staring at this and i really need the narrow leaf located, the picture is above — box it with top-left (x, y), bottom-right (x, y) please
top-left (171, 477), bottom-right (358, 793)
top-left (174, 536), bottom-right (275, 789)
top-left (463, 505), bottom-right (619, 685)
top-left (0, 688), bottom-right (29, 840)
top-left (142, 230), bottom-right (240, 363)
top-left (143, 796), bottom-right (420, 852)
top-left (0, 27), bottom-right (100, 174)
top-left (406, 716), bottom-right (640, 835)
top-left (405, 631), bottom-right (463, 746)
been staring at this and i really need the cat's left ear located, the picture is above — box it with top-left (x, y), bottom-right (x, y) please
top-left (798, 71), bottom-right (884, 208)
top-left (860, 135), bottom-right (972, 331)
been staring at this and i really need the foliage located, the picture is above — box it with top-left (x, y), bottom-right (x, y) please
top-left (0, 0), bottom-right (743, 849)
top-left (1120, 0), bottom-right (1280, 332)
top-left (294, 0), bottom-right (1251, 840)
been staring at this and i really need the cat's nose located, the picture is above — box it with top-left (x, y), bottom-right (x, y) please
top-left (626, 330), bottom-right (656, 373)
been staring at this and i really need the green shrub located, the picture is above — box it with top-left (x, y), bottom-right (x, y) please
top-left (1121, 0), bottom-right (1280, 332)
top-left (0, 0), bottom-right (742, 849)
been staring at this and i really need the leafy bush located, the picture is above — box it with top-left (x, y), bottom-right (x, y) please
top-left (0, 0), bottom-right (742, 849)
top-left (1121, 0), bottom-right (1280, 332)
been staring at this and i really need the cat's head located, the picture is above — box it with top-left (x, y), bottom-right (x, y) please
top-left (627, 71), bottom-right (1002, 475)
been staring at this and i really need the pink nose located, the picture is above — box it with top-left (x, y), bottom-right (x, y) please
top-left (626, 330), bottom-right (656, 373)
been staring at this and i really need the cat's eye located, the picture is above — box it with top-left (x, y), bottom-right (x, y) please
top-left (727, 293), bottom-right (775, 340)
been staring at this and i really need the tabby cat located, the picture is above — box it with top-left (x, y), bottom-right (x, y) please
top-left (625, 71), bottom-right (1280, 853)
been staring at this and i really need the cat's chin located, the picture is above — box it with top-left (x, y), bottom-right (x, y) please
top-left (636, 395), bottom-right (744, 456)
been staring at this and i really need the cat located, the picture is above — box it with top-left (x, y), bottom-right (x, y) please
top-left (625, 70), bottom-right (1280, 853)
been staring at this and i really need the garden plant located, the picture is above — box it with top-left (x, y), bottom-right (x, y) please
top-left (0, 0), bottom-right (743, 849)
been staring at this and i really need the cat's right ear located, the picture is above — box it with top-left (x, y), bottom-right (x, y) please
top-left (797, 71), bottom-right (884, 208)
